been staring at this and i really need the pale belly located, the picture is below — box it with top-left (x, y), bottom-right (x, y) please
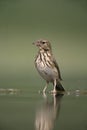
top-left (36, 62), bottom-right (58, 82)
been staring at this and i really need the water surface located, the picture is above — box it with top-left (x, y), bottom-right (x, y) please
top-left (0, 88), bottom-right (87, 130)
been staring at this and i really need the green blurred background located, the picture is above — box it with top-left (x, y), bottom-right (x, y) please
top-left (0, 0), bottom-right (87, 89)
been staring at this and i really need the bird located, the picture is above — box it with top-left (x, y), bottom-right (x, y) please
top-left (33, 39), bottom-right (65, 93)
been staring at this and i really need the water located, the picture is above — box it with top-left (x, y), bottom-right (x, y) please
top-left (0, 88), bottom-right (87, 130)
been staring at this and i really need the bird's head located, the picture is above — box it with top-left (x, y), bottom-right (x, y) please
top-left (33, 39), bottom-right (52, 51)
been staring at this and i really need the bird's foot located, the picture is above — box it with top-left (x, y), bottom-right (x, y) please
top-left (42, 92), bottom-right (47, 99)
top-left (50, 89), bottom-right (58, 94)
top-left (50, 89), bottom-right (65, 95)
top-left (38, 90), bottom-right (47, 98)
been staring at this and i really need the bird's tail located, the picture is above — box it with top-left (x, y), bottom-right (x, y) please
top-left (56, 81), bottom-right (65, 91)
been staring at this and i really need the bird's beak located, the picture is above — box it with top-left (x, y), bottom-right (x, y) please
top-left (32, 41), bottom-right (40, 46)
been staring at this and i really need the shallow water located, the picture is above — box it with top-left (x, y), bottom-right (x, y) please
top-left (0, 88), bottom-right (87, 130)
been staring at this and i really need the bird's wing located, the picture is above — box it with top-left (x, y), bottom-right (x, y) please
top-left (52, 57), bottom-right (62, 80)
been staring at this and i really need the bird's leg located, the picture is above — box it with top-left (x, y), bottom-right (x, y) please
top-left (51, 79), bottom-right (57, 93)
top-left (53, 79), bottom-right (57, 92)
top-left (43, 81), bottom-right (49, 93)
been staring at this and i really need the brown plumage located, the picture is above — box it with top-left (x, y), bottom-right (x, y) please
top-left (33, 39), bottom-right (65, 93)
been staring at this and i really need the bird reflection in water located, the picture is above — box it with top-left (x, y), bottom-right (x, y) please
top-left (35, 93), bottom-right (64, 130)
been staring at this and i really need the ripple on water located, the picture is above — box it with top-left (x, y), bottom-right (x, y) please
top-left (0, 88), bottom-right (87, 97)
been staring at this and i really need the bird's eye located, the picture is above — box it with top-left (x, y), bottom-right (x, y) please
top-left (42, 41), bottom-right (45, 44)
